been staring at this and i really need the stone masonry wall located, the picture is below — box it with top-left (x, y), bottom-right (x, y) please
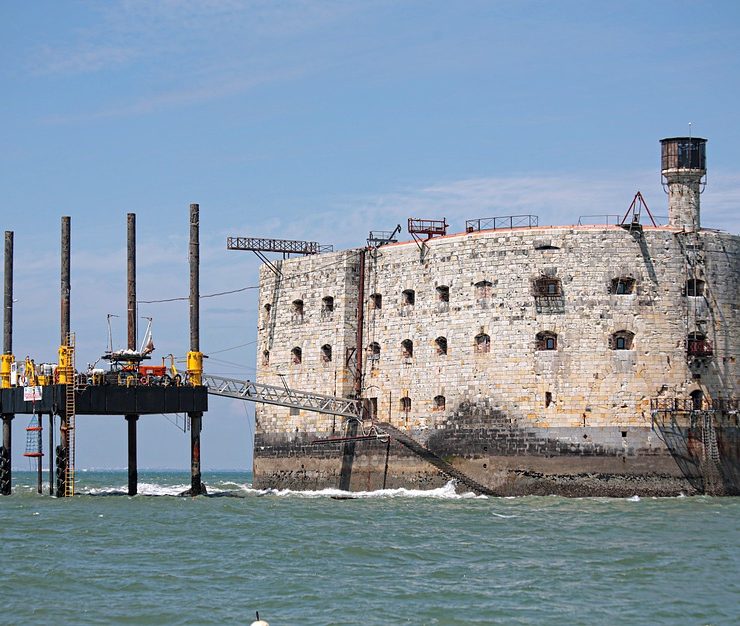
top-left (255, 226), bottom-right (739, 449)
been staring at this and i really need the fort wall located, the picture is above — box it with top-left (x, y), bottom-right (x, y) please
top-left (253, 225), bottom-right (739, 494)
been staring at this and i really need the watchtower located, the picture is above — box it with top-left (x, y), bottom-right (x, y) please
top-left (660, 136), bottom-right (707, 231)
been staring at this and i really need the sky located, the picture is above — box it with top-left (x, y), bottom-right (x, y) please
top-left (2, 0), bottom-right (739, 472)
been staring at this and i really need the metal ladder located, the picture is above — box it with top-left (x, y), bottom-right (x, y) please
top-left (64, 334), bottom-right (76, 497)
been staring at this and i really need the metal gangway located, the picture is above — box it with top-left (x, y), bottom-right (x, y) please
top-left (202, 374), bottom-right (362, 419)
top-left (202, 374), bottom-right (499, 496)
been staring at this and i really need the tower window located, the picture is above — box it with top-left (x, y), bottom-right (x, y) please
top-left (368, 342), bottom-right (381, 360)
top-left (475, 333), bottom-right (490, 354)
top-left (436, 285), bottom-right (450, 303)
top-left (400, 396), bottom-right (411, 414)
top-left (690, 389), bottom-right (704, 410)
top-left (292, 299), bottom-right (304, 321)
top-left (401, 339), bottom-right (414, 359)
top-left (610, 330), bottom-right (634, 351)
top-left (534, 277), bottom-right (561, 297)
top-left (402, 289), bottom-right (415, 306)
top-left (611, 277), bottom-right (636, 295)
top-left (291, 347), bottom-right (303, 364)
top-left (686, 279), bottom-right (705, 297)
top-left (433, 395), bottom-right (446, 411)
top-left (370, 293), bottom-right (382, 310)
top-left (475, 280), bottom-right (493, 299)
top-left (321, 296), bottom-right (334, 314)
top-left (536, 332), bottom-right (558, 351)
top-left (435, 336), bottom-right (448, 355)
top-left (321, 344), bottom-right (332, 362)
top-left (262, 350), bottom-right (270, 366)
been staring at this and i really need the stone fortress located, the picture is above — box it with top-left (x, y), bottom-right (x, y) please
top-left (253, 137), bottom-right (739, 496)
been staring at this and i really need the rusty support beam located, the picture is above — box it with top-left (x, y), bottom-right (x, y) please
top-left (4, 231), bottom-right (12, 354)
top-left (127, 213), bottom-right (137, 350)
top-left (61, 217), bottom-right (70, 345)
top-left (190, 204), bottom-right (199, 352)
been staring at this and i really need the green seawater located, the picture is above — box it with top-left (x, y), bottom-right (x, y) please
top-left (2, 471), bottom-right (738, 625)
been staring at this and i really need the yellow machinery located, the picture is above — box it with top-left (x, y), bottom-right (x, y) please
top-left (0, 353), bottom-right (13, 389)
top-left (23, 357), bottom-right (38, 387)
top-left (187, 351), bottom-right (203, 386)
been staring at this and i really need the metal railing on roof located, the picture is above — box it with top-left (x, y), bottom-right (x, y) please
top-left (465, 215), bottom-right (538, 232)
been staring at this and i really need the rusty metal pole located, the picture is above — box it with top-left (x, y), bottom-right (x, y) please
top-left (127, 213), bottom-right (137, 350)
top-left (354, 249), bottom-right (366, 399)
top-left (188, 204), bottom-right (203, 496)
top-left (36, 416), bottom-right (42, 494)
top-left (61, 217), bottom-right (70, 345)
top-left (126, 213), bottom-right (139, 496)
top-left (189, 204), bottom-right (199, 353)
top-left (58, 217), bottom-right (71, 496)
top-left (3, 231), bottom-right (12, 355)
top-left (48, 413), bottom-right (54, 495)
top-left (338, 248), bottom-right (366, 492)
top-left (1, 232), bottom-right (15, 495)
top-left (126, 415), bottom-right (138, 495)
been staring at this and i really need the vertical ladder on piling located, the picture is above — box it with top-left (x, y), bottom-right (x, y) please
top-left (64, 334), bottom-right (76, 497)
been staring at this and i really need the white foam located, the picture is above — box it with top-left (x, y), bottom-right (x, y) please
top-left (81, 481), bottom-right (250, 497)
top-left (245, 480), bottom-right (484, 500)
top-left (627, 495), bottom-right (641, 502)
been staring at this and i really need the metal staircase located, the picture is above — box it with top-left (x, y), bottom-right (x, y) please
top-left (376, 422), bottom-right (499, 496)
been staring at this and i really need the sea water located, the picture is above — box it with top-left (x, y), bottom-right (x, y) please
top-left (2, 470), bottom-right (738, 625)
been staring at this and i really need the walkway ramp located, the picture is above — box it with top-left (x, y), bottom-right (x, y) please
top-left (376, 422), bottom-right (499, 496)
top-left (202, 374), bottom-right (361, 419)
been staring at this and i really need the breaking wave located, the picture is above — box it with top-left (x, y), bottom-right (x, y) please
top-left (79, 479), bottom-right (484, 499)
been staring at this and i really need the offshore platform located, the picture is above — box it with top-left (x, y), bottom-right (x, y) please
top-left (0, 203), bottom-right (496, 498)
top-left (0, 207), bottom-right (208, 497)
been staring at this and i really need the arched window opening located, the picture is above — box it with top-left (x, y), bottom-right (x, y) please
top-left (368, 342), bottom-right (381, 361)
top-left (292, 299), bottom-right (304, 322)
top-left (475, 333), bottom-right (490, 354)
top-left (534, 276), bottom-right (561, 297)
top-left (536, 331), bottom-right (558, 351)
top-left (264, 303), bottom-right (272, 316)
top-left (321, 344), bottom-right (332, 362)
top-left (435, 336), bottom-right (448, 355)
top-left (690, 389), bottom-right (704, 411)
top-left (321, 296), bottom-right (334, 318)
top-left (370, 293), bottom-right (382, 310)
top-left (401, 339), bottom-right (414, 359)
top-left (610, 330), bottom-right (634, 351)
top-left (262, 350), bottom-right (270, 366)
top-left (291, 346), bottom-right (302, 364)
top-left (688, 332), bottom-right (713, 357)
top-left (436, 285), bottom-right (450, 303)
top-left (402, 289), bottom-right (415, 306)
top-left (686, 279), bottom-right (705, 297)
top-left (475, 280), bottom-right (493, 299)
top-left (433, 395), bottom-right (446, 411)
top-left (400, 397), bottom-right (411, 414)
top-left (611, 277), bottom-right (635, 295)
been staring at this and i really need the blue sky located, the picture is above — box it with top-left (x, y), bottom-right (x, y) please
top-left (2, 1), bottom-right (739, 471)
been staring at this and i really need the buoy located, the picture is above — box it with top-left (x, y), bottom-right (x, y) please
top-left (250, 611), bottom-right (269, 626)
